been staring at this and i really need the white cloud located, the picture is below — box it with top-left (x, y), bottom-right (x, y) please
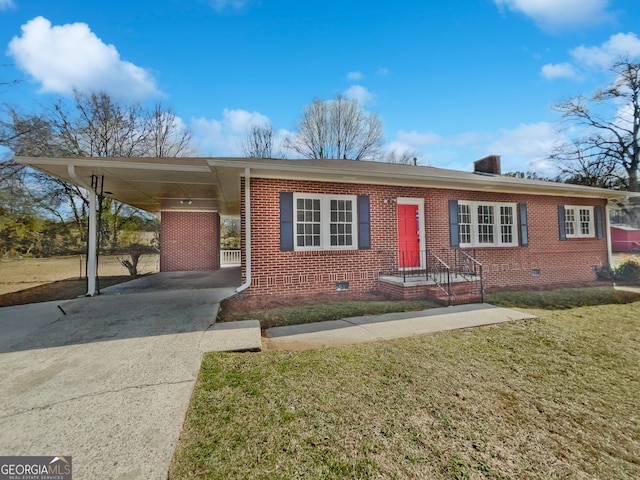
top-left (494, 0), bottom-right (611, 30)
top-left (377, 67), bottom-right (389, 76)
top-left (7, 16), bottom-right (161, 101)
top-left (541, 32), bottom-right (640, 81)
top-left (541, 62), bottom-right (579, 80)
top-left (0, 0), bottom-right (15, 11)
top-left (207, 0), bottom-right (252, 13)
top-left (191, 108), bottom-right (292, 156)
top-left (389, 130), bottom-right (493, 170)
top-left (487, 122), bottom-right (566, 172)
top-left (344, 85), bottom-right (374, 106)
top-left (346, 71), bottom-right (364, 81)
top-left (396, 130), bottom-right (485, 148)
top-left (570, 32), bottom-right (640, 70)
top-left (397, 130), bottom-right (443, 146)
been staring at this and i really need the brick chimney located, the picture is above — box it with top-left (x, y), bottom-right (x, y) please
top-left (473, 155), bottom-right (501, 175)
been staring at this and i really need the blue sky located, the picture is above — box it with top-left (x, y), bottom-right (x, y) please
top-left (1, 0), bottom-right (640, 173)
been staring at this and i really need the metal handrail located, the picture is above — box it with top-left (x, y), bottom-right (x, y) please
top-left (454, 249), bottom-right (484, 303)
top-left (379, 249), bottom-right (483, 305)
top-left (427, 250), bottom-right (452, 305)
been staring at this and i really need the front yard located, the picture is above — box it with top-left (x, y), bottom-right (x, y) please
top-left (170, 295), bottom-right (640, 479)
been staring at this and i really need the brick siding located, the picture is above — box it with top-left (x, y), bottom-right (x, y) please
top-left (160, 211), bottom-right (220, 271)
top-left (241, 177), bottom-right (608, 297)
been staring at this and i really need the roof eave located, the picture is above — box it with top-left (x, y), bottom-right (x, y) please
top-left (207, 158), bottom-right (637, 200)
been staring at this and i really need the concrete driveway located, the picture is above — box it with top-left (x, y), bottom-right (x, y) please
top-left (0, 268), bottom-right (260, 480)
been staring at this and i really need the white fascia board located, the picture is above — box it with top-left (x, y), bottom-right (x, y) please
top-left (17, 156), bottom-right (211, 173)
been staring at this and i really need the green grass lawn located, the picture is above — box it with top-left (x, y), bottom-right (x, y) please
top-left (170, 290), bottom-right (640, 479)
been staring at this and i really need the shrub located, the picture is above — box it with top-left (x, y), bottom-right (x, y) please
top-left (598, 259), bottom-right (640, 283)
top-left (596, 264), bottom-right (615, 281)
top-left (615, 258), bottom-right (640, 282)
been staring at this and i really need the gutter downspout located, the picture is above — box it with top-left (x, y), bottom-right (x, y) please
top-left (605, 199), bottom-right (613, 266)
top-left (236, 168), bottom-right (252, 293)
top-left (68, 164), bottom-right (97, 297)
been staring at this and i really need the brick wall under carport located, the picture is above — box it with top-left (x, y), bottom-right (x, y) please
top-left (160, 211), bottom-right (220, 271)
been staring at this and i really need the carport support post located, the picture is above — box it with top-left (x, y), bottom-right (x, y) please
top-left (86, 191), bottom-right (97, 296)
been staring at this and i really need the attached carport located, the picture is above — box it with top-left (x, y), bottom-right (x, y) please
top-left (17, 156), bottom-right (247, 295)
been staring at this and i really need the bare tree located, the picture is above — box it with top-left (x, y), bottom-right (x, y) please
top-left (285, 96), bottom-right (383, 160)
top-left (383, 148), bottom-right (421, 165)
top-left (0, 91), bottom-right (195, 251)
top-left (552, 61), bottom-right (640, 192)
top-left (143, 103), bottom-right (194, 157)
top-left (552, 139), bottom-right (624, 189)
top-left (241, 124), bottom-right (274, 158)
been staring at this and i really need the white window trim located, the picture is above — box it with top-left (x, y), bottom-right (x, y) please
top-left (293, 193), bottom-right (358, 251)
top-left (458, 201), bottom-right (519, 247)
top-left (565, 205), bottom-right (595, 238)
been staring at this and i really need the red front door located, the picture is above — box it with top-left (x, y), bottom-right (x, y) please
top-left (397, 204), bottom-right (421, 268)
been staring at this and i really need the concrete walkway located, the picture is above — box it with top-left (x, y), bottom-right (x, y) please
top-left (0, 271), bottom-right (536, 479)
top-left (0, 270), bottom-right (259, 480)
top-left (264, 303), bottom-right (537, 350)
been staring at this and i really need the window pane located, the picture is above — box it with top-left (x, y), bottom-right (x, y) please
top-left (296, 197), bottom-right (322, 248)
top-left (458, 204), bottom-right (472, 244)
top-left (565, 208), bottom-right (575, 236)
top-left (580, 209), bottom-right (591, 235)
top-left (329, 196), bottom-right (355, 247)
top-left (477, 205), bottom-right (494, 244)
top-left (500, 206), bottom-right (513, 244)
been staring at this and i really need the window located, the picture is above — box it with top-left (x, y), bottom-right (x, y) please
top-left (477, 205), bottom-right (495, 244)
top-left (458, 201), bottom-right (518, 247)
top-left (293, 193), bottom-right (358, 250)
top-left (564, 206), bottom-right (594, 238)
top-left (565, 208), bottom-right (576, 236)
top-left (329, 199), bottom-right (354, 246)
top-left (458, 203), bottom-right (472, 244)
top-left (296, 198), bottom-right (321, 247)
top-left (500, 205), bottom-right (514, 244)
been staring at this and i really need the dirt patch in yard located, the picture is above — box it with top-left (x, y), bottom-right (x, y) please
top-left (0, 255), bottom-right (159, 295)
top-left (0, 254), bottom-right (158, 306)
top-left (0, 276), bottom-right (136, 307)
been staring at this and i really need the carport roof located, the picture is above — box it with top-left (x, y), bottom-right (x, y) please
top-left (17, 156), bottom-right (639, 216)
top-left (17, 156), bottom-right (244, 215)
